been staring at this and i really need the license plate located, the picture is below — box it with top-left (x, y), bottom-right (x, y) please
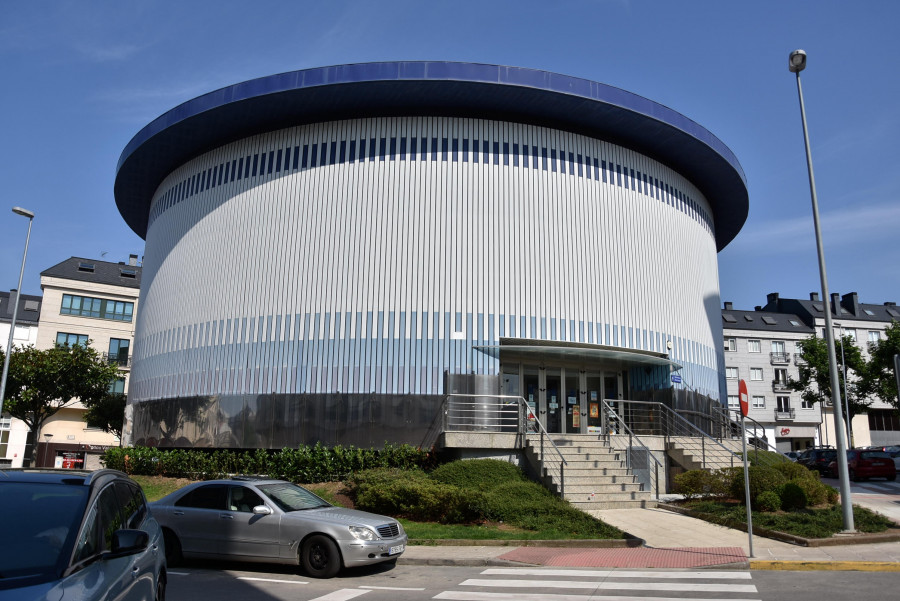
top-left (389, 544), bottom-right (404, 555)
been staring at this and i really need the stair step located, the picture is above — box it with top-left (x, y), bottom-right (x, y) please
top-left (564, 483), bottom-right (644, 493)
top-left (569, 499), bottom-right (657, 509)
top-left (564, 491), bottom-right (651, 502)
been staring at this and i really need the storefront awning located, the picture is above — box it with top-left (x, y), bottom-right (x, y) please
top-left (474, 338), bottom-right (682, 371)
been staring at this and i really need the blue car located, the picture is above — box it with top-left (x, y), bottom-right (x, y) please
top-left (0, 469), bottom-right (166, 600)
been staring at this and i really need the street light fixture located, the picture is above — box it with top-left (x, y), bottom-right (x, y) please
top-left (0, 207), bottom-right (35, 420)
top-left (789, 49), bottom-right (854, 531)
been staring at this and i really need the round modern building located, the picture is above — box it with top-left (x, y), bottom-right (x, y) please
top-left (115, 62), bottom-right (748, 449)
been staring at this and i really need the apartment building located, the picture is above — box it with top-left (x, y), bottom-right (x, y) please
top-left (26, 256), bottom-right (141, 468)
top-left (722, 303), bottom-right (820, 452)
top-left (723, 292), bottom-right (900, 452)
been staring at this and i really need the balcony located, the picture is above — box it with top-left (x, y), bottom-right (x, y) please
top-left (772, 380), bottom-right (790, 393)
top-left (770, 352), bottom-right (791, 365)
top-left (775, 409), bottom-right (796, 421)
top-left (106, 353), bottom-right (132, 368)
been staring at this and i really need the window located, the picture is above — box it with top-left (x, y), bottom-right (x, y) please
top-left (868, 330), bottom-right (882, 343)
top-left (109, 377), bottom-right (126, 395)
top-left (776, 396), bottom-right (791, 412)
top-left (843, 328), bottom-right (857, 342)
top-left (726, 367), bottom-right (738, 379)
top-left (74, 484), bottom-right (123, 563)
top-left (801, 398), bottom-right (814, 409)
top-left (24, 300), bottom-right (39, 311)
top-left (774, 368), bottom-right (788, 384)
top-left (752, 396), bottom-right (765, 408)
top-left (228, 486), bottom-right (264, 512)
top-left (120, 269), bottom-right (136, 279)
top-left (750, 368), bottom-right (764, 381)
top-left (724, 337), bottom-right (736, 352)
top-left (114, 481), bottom-right (148, 530)
top-left (748, 340), bottom-right (761, 353)
top-left (771, 341), bottom-right (785, 353)
top-left (61, 294), bottom-right (133, 322)
top-left (57, 332), bottom-right (89, 347)
top-left (727, 395), bottom-right (739, 408)
top-left (108, 338), bottom-right (130, 365)
top-left (762, 316), bottom-right (777, 325)
top-left (869, 409), bottom-right (900, 431)
top-left (77, 262), bottom-right (95, 272)
top-left (176, 484), bottom-right (227, 510)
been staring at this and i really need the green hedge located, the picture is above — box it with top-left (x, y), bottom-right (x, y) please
top-left (102, 443), bottom-right (434, 482)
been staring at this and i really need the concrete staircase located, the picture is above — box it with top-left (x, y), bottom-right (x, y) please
top-left (524, 434), bottom-right (656, 510)
top-left (666, 436), bottom-right (743, 471)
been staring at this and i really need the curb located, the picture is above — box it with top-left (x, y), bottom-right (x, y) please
top-left (409, 538), bottom-right (644, 548)
top-left (397, 557), bottom-right (537, 567)
top-left (750, 560), bottom-right (900, 572)
top-left (657, 503), bottom-right (900, 547)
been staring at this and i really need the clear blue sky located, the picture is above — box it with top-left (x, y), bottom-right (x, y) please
top-left (2, 0), bottom-right (898, 311)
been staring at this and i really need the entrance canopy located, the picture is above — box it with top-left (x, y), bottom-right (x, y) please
top-left (475, 338), bottom-right (682, 371)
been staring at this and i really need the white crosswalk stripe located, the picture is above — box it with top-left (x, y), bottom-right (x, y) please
top-left (434, 567), bottom-right (759, 601)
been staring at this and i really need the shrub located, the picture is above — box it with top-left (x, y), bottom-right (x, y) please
top-left (430, 459), bottom-right (526, 491)
top-left (779, 482), bottom-right (808, 511)
top-left (674, 470), bottom-right (714, 500)
top-left (729, 465), bottom-right (787, 507)
top-left (355, 478), bottom-right (484, 523)
top-left (786, 477), bottom-right (832, 506)
top-left (756, 490), bottom-right (782, 512)
top-left (480, 481), bottom-right (556, 522)
top-left (773, 461), bottom-right (816, 481)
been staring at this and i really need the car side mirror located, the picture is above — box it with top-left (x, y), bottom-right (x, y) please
top-left (252, 505), bottom-right (273, 515)
top-left (107, 529), bottom-right (150, 558)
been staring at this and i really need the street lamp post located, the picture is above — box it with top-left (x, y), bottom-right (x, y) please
top-left (789, 49), bottom-right (854, 531)
top-left (0, 207), bottom-right (35, 419)
top-left (834, 323), bottom-right (853, 447)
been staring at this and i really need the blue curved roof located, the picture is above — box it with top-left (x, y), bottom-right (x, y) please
top-left (115, 61), bottom-right (748, 250)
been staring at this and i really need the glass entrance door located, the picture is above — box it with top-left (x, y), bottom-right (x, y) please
top-left (564, 370), bottom-right (580, 433)
top-left (586, 375), bottom-right (604, 433)
top-left (544, 369), bottom-right (562, 433)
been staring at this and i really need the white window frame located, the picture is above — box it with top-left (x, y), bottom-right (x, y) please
top-left (752, 396), bottom-right (765, 408)
top-left (726, 367), bottom-right (739, 380)
top-left (727, 395), bottom-right (739, 408)
top-left (748, 339), bottom-right (761, 353)
top-left (750, 367), bottom-right (764, 381)
top-left (724, 337), bottom-right (737, 352)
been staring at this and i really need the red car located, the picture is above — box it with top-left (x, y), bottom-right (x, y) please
top-left (827, 450), bottom-right (897, 481)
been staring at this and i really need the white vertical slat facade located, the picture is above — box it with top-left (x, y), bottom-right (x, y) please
top-left (131, 116), bottom-right (723, 402)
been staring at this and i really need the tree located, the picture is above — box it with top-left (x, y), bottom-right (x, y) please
top-left (788, 333), bottom-right (871, 423)
top-left (1, 342), bottom-right (122, 463)
top-left (83, 392), bottom-right (127, 441)
top-left (861, 320), bottom-right (900, 411)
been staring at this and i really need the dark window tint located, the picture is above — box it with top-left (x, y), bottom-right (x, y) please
top-left (349, 140), bottom-right (356, 163)
top-left (330, 141), bottom-right (337, 165)
top-left (114, 481), bottom-right (148, 529)
top-left (399, 137), bottom-right (406, 159)
top-left (503, 142), bottom-right (509, 166)
top-left (442, 137), bottom-right (448, 161)
top-left (379, 138), bottom-right (387, 160)
top-left (339, 140), bottom-right (346, 163)
top-left (432, 137), bottom-right (438, 161)
top-left (176, 484), bottom-right (228, 510)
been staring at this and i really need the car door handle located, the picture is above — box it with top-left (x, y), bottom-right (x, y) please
top-left (173, 511), bottom-right (184, 516)
top-left (132, 566), bottom-right (140, 579)
top-left (220, 513), bottom-right (234, 519)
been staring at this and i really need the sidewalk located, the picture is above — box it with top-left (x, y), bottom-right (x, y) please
top-left (398, 507), bottom-right (900, 571)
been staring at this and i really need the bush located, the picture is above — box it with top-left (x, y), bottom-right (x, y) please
top-left (773, 461), bottom-right (816, 481)
top-left (779, 482), bottom-right (808, 511)
top-left (480, 481), bottom-right (555, 522)
top-left (430, 459), bottom-right (526, 491)
top-left (355, 478), bottom-right (484, 523)
top-left (785, 477), bottom-right (833, 506)
top-left (729, 465), bottom-right (787, 507)
top-left (674, 470), bottom-right (714, 499)
top-left (757, 490), bottom-right (782, 512)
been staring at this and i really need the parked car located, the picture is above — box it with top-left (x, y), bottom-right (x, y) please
top-left (151, 477), bottom-right (406, 578)
top-left (890, 450), bottom-right (900, 472)
top-left (784, 451), bottom-right (801, 462)
top-left (825, 450), bottom-right (897, 481)
top-left (0, 468), bottom-right (166, 600)
top-left (797, 448), bottom-right (837, 475)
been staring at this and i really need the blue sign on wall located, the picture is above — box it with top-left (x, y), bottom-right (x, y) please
top-left (671, 374), bottom-right (682, 384)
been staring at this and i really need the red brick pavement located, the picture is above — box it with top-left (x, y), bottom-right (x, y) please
top-left (499, 546), bottom-right (748, 568)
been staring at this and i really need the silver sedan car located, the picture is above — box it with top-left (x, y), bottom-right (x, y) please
top-left (151, 477), bottom-right (406, 578)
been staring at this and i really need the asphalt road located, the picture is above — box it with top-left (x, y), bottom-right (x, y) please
top-left (165, 562), bottom-right (899, 601)
top-left (820, 474), bottom-right (900, 523)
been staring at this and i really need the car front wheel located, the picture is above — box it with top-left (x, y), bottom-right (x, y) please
top-left (301, 535), bottom-right (341, 578)
top-left (156, 572), bottom-right (167, 601)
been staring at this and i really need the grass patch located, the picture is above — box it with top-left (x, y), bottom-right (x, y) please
top-left (681, 500), bottom-right (895, 539)
top-left (131, 475), bottom-right (196, 502)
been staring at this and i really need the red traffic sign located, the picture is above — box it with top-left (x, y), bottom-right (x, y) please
top-left (738, 379), bottom-right (749, 417)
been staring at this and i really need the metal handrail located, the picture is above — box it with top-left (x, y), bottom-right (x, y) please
top-left (443, 394), bottom-right (568, 496)
top-left (725, 408), bottom-right (793, 465)
top-left (661, 403), bottom-right (739, 469)
top-left (600, 399), bottom-right (662, 499)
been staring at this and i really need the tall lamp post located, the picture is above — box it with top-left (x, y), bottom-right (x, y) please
top-left (0, 207), bottom-right (35, 419)
top-left (834, 322), bottom-right (853, 447)
top-left (789, 49), bottom-right (854, 531)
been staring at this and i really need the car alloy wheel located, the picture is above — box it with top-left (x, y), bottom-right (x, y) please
top-left (301, 535), bottom-right (341, 578)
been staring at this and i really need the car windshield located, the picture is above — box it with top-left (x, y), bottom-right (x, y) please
top-left (257, 483), bottom-right (332, 512)
top-left (0, 482), bottom-right (88, 586)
